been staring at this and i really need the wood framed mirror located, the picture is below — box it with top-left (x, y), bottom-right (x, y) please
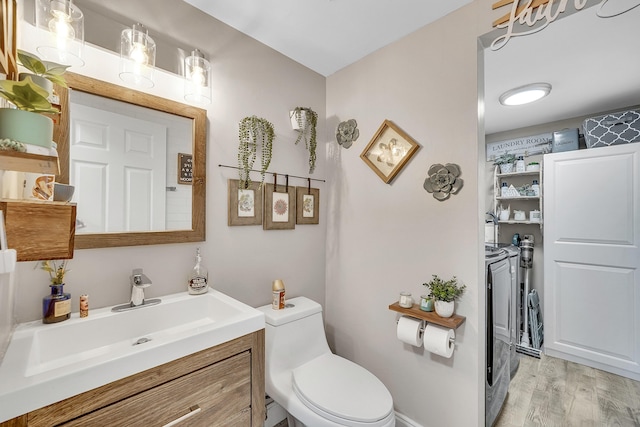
top-left (53, 72), bottom-right (206, 249)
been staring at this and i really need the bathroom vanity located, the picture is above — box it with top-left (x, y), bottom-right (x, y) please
top-left (0, 291), bottom-right (266, 426)
top-left (1, 331), bottom-right (264, 426)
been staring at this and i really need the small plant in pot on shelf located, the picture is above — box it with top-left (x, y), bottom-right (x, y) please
top-left (237, 115), bottom-right (275, 188)
top-left (39, 260), bottom-right (72, 324)
top-left (290, 107), bottom-right (318, 173)
top-left (423, 274), bottom-right (466, 318)
top-left (493, 153), bottom-right (516, 174)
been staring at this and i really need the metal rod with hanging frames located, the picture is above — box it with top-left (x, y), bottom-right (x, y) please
top-left (217, 164), bottom-right (325, 183)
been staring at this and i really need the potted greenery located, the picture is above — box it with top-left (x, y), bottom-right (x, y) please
top-left (423, 274), bottom-right (466, 318)
top-left (290, 107), bottom-right (318, 173)
top-left (493, 153), bottom-right (516, 174)
top-left (237, 115), bottom-right (275, 188)
top-left (0, 50), bottom-right (69, 149)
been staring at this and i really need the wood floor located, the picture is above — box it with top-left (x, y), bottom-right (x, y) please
top-left (495, 353), bottom-right (640, 427)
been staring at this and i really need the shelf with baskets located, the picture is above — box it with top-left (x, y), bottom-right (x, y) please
top-left (493, 165), bottom-right (543, 232)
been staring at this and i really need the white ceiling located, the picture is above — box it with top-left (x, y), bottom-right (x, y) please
top-left (182, 0), bottom-right (640, 135)
top-left (182, 0), bottom-right (473, 77)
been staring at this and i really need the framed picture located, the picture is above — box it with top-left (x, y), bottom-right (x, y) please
top-left (227, 179), bottom-right (263, 226)
top-left (296, 186), bottom-right (320, 224)
top-left (263, 183), bottom-right (296, 230)
top-left (178, 153), bottom-right (193, 184)
top-left (360, 119), bottom-right (420, 184)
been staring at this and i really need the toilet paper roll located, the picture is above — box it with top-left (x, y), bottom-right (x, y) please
top-left (396, 316), bottom-right (424, 347)
top-left (424, 323), bottom-right (455, 358)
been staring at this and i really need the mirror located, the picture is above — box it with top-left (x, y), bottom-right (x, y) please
top-left (54, 72), bottom-right (207, 249)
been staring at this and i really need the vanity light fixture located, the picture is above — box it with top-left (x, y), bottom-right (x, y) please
top-left (499, 83), bottom-right (552, 106)
top-left (119, 23), bottom-right (156, 88)
top-left (184, 49), bottom-right (212, 104)
top-left (35, 0), bottom-right (85, 67)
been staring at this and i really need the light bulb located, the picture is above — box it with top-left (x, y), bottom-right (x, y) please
top-left (130, 43), bottom-right (149, 64)
top-left (48, 10), bottom-right (75, 50)
top-left (189, 65), bottom-right (206, 87)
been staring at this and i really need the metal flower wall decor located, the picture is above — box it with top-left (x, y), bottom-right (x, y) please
top-left (423, 163), bottom-right (464, 201)
top-left (336, 119), bottom-right (359, 148)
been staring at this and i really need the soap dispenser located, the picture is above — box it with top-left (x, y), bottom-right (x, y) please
top-left (188, 248), bottom-right (208, 295)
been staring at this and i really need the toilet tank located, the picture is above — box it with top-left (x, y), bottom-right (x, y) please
top-left (259, 297), bottom-right (331, 374)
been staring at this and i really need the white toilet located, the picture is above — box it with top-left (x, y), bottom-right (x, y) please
top-left (258, 296), bottom-right (395, 427)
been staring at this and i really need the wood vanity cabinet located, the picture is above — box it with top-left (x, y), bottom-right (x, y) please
top-left (0, 330), bottom-right (265, 427)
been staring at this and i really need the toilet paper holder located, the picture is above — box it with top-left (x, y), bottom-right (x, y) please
top-left (396, 318), bottom-right (455, 345)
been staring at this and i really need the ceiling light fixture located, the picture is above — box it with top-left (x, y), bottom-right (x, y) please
top-left (499, 83), bottom-right (552, 106)
top-left (119, 23), bottom-right (156, 88)
top-left (184, 49), bottom-right (211, 105)
top-left (35, 0), bottom-right (85, 67)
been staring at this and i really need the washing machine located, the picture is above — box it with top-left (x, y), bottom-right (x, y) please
top-left (485, 246), bottom-right (511, 427)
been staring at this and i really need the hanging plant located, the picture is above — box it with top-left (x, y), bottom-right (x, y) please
top-left (290, 107), bottom-right (318, 173)
top-left (237, 116), bottom-right (275, 188)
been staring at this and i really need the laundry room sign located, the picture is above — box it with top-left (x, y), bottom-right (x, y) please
top-left (486, 132), bottom-right (552, 161)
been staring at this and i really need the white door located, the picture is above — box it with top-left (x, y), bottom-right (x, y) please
top-left (544, 143), bottom-right (640, 380)
top-left (70, 103), bottom-right (167, 233)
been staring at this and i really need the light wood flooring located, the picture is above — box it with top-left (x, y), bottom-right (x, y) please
top-left (495, 353), bottom-right (640, 426)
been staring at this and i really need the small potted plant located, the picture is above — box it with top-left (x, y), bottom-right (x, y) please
top-left (290, 107), bottom-right (318, 173)
top-left (493, 153), bottom-right (516, 174)
top-left (0, 50), bottom-right (69, 149)
top-left (423, 274), bottom-right (466, 318)
top-left (39, 260), bottom-right (72, 324)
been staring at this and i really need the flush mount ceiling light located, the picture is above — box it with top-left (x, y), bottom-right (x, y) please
top-left (119, 23), bottom-right (156, 88)
top-left (184, 49), bottom-right (211, 105)
top-left (35, 0), bottom-right (85, 67)
top-left (499, 83), bottom-right (552, 106)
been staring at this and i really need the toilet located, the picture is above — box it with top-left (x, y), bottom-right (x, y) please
top-left (258, 296), bottom-right (395, 427)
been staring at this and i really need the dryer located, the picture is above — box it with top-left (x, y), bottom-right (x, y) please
top-left (485, 246), bottom-right (511, 427)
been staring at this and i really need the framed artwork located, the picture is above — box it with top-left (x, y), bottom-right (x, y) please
top-left (178, 153), bottom-right (193, 184)
top-left (263, 183), bottom-right (296, 230)
top-left (360, 119), bottom-right (420, 184)
top-left (227, 179), bottom-right (263, 226)
top-left (296, 186), bottom-right (320, 224)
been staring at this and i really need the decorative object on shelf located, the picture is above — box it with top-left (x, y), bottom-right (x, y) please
top-left (423, 163), bottom-right (464, 201)
top-left (493, 152), bottom-right (516, 174)
top-left (119, 22), bottom-right (155, 88)
top-left (237, 115), bottom-right (275, 189)
top-left (514, 210), bottom-right (526, 221)
top-left (498, 204), bottom-right (510, 221)
top-left (0, 138), bottom-right (26, 152)
top-left (419, 294), bottom-right (434, 312)
top-left (35, 0), bottom-right (85, 67)
top-left (17, 49), bottom-right (70, 96)
top-left (360, 119), bottom-right (420, 184)
top-left (183, 48), bottom-right (211, 105)
top-left (526, 162), bottom-right (540, 171)
top-left (39, 259), bottom-right (71, 324)
top-left (263, 178), bottom-right (296, 230)
top-left (290, 107), bottom-right (318, 173)
top-left (423, 274), bottom-right (466, 318)
top-left (336, 118), bottom-right (359, 148)
top-left (53, 182), bottom-right (74, 202)
top-left (529, 210), bottom-right (541, 223)
top-left (399, 292), bottom-right (414, 308)
top-left (227, 179), bottom-right (263, 226)
top-left (515, 155), bottom-right (525, 172)
top-left (295, 184), bottom-right (319, 225)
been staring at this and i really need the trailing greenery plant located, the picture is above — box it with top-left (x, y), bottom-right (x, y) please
top-left (237, 116), bottom-right (275, 188)
top-left (493, 152), bottom-right (516, 165)
top-left (423, 274), bottom-right (466, 303)
top-left (291, 107), bottom-right (318, 173)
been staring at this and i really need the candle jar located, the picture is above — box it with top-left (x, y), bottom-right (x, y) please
top-left (43, 283), bottom-right (71, 323)
top-left (420, 295), bottom-right (434, 312)
top-left (399, 292), bottom-right (414, 308)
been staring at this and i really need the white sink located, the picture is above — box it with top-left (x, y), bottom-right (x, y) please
top-left (0, 290), bottom-right (265, 423)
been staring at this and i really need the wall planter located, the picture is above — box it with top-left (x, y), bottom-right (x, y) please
top-left (290, 107), bottom-right (318, 173)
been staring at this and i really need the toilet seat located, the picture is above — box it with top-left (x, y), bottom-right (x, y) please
top-left (292, 353), bottom-right (394, 426)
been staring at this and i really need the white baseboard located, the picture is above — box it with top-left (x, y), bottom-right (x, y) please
top-left (395, 411), bottom-right (424, 427)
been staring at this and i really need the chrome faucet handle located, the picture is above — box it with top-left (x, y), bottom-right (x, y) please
top-left (131, 268), bottom-right (151, 288)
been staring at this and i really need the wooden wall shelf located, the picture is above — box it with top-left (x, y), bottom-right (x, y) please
top-left (389, 301), bottom-right (466, 329)
top-left (0, 151), bottom-right (60, 175)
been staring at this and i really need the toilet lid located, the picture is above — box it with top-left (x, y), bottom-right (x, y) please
top-left (292, 354), bottom-right (393, 425)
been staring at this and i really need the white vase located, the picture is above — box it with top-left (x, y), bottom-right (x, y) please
top-left (435, 300), bottom-right (455, 318)
top-left (499, 163), bottom-right (514, 174)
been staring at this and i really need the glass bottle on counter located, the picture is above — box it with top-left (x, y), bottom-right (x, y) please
top-left (43, 284), bottom-right (71, 323)
top-left (188, 247), bottom-right (209, 295)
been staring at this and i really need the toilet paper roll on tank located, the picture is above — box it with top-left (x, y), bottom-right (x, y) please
top-left (396, 315), bottom-right (455, 358)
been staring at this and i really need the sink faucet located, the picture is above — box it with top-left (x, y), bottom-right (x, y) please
top-left (130, 268), bottom-right (152, 306)
top-left (112, 269), bottom-right (162, 312)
